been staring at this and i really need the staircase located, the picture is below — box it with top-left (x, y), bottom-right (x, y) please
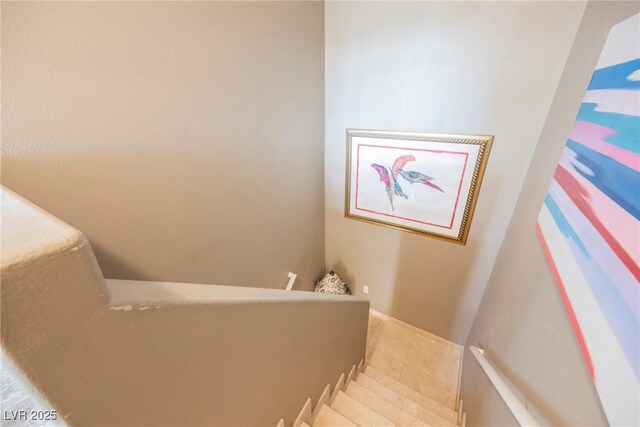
top-left (278, 315), bottom-right (466, 427)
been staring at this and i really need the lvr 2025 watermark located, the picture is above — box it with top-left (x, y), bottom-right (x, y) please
top-left (3, 410), bottom-right (58, 422)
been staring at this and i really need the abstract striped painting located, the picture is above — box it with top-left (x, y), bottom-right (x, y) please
top-left (536, 14), bottom-right (639, 426)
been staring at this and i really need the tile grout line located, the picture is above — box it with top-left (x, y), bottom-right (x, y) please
top-left (398, 332), bottom-right (415, 396)
top-left (396, 333), bottom-right (415, 421)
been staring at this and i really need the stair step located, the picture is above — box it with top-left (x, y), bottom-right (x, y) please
top-left (331, 391), bottom-right (395, 427)
top-left (314, 404), bottom-right (357, 427)
top-left (401, 398), bottom-right (455, 426)
top-left (365, 366), bottom-right (458, 424)
top-left (405, 388), bottom-right (458, 425)
top-left (363, 366), bottom-right (409, 397)
top-left (398, 410), bottom-right (429, 427)
top-left (356, 373), bottom-right (405, 409)
top-left (345, 380), bottom-right (402, 423)
top-left (353, 374), bottom-right (456, 426)
top-left (301, 424), bottom-right (310, 427)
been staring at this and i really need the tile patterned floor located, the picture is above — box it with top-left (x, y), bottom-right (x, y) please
top-left (366, 312), bottom-right (462, 410)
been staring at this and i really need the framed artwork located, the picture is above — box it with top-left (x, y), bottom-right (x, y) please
top-left (535, 14), bottom-right (639, 427)
top-left (344, 129), bottom-right (493, 244)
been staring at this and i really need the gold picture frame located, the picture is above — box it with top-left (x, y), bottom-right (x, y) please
top-left (344, 129), bottom-right (493, 245)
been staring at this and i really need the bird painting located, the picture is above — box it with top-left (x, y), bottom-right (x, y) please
top-left (371, 163), bottom-right (394, 211)
top-left (390, 166), bottom-right (409, 200)
top-left (371, 154), bottom-right (444, 211)
top-left (391, 154), bottom-right (416, 177)
top-left (397, 169), bottom-right (444, 193)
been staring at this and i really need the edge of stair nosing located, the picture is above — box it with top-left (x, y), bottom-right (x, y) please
top-left (292, 398), bottom-right (312, 427)
top-left (345, 365), bottom-right (356, 386)
top-left (311, 384), bottom-right (332, 423)
top-left (331, 373), bottom-right (345, 404)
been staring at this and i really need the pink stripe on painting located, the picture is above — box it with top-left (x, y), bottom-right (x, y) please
top-left (559, 149), bottom-right (640, 263)
top-left (570, 121), bottom-right (640, 171)
top-left (536, 221), bottom-right (595, 380)
top-left (583, 89), bottom-right (640, 116)
top-left (548, 180), bottom-right (639, 320)
top-left (554, 164), bottom-right (640, 282)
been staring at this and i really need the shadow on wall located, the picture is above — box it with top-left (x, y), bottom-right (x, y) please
top-left (91, 241), bottom-right (156, 282)
top-left (388, 235), bottom-right (477, 339)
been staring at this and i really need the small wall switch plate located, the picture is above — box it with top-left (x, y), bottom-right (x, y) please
top-left (363, 285), bottom-right (369, 294)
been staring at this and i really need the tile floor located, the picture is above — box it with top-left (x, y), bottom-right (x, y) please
top-left (366, 313), bottom-right (462, 411)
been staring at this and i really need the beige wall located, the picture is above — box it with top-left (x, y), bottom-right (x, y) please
top-left (325, 1), bottom-right (586, 344)
top-left (1, 1), bottom-right (325, 290)
top-left (2, 188), bottom-right (369, 426)
top-left (461, 2), bottom-right (639, 426)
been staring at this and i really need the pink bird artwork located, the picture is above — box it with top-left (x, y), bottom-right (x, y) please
top-left (391, 155), bottom-right (416, 177)
top-left (371, 163), bottom-right (394, 210)
top-left (371, 154), bottom-right (444, 211)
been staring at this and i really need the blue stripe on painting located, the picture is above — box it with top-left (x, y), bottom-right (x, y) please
top-left (576, 103), bottom-right (640, 154)
top-left (548, 180), bottom-right (640, 321)
top-left (588, 59), bottom-right (640, 90)
top-left (566, 141), bottom-right (640, 220)
top-left (544, 194), bottom-right (588, 254)
top-left (548, 183), bottom-right (640, 378)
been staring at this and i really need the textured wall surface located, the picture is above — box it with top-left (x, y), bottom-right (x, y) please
top-left (461, 2), bottom-right (639, 426)
top-left (1, 188), bottom-right (368, 426)
top-left (1, 1), bottom-right (325, 290)
top-left (325, 1), bottom-right (586, 344)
